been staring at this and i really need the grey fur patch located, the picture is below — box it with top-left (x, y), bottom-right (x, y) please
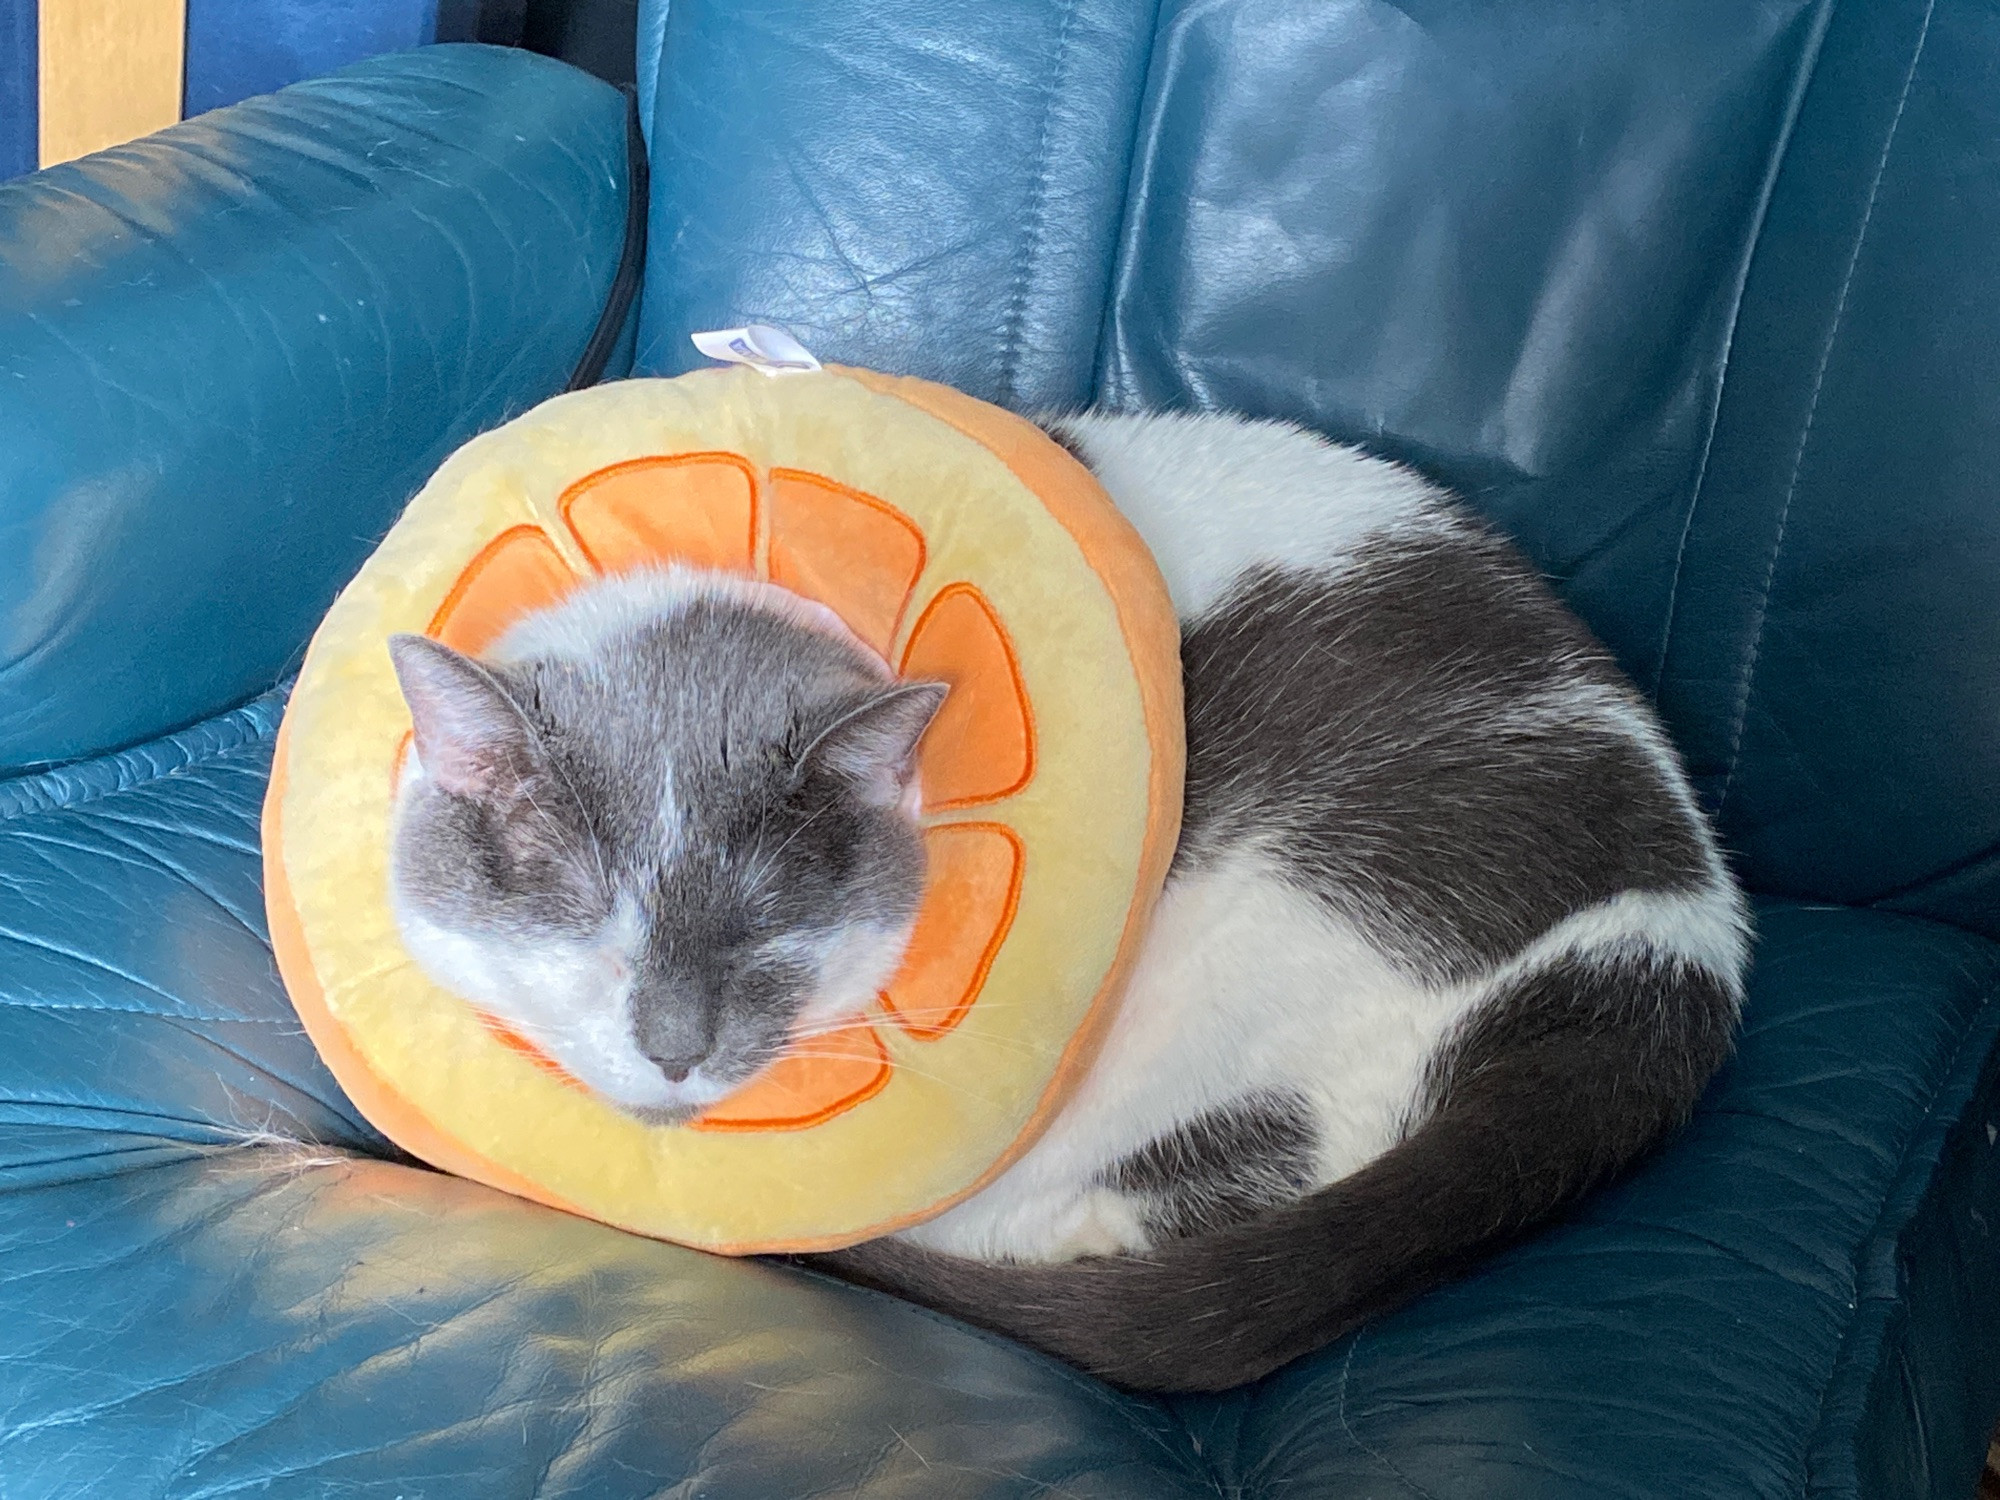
top-left (389, 635), bottom-right (608, 940)
top-left (1107, 1094), bottom-right (1319, 1240)
top-left (1175, 528), bottom-right (1713, 982)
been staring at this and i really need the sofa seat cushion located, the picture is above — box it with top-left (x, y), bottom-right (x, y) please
top-left (2, 695), bottom-right (1995, 1497)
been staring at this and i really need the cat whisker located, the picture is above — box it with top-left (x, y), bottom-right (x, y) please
top-left (788, 1052), bottom-right (1006, 1108)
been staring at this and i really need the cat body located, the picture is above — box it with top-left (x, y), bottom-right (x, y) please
top-left (872, 414), bottom-right (1744, 1263)
top-left (386, 407), bottom-right (1748, 1392)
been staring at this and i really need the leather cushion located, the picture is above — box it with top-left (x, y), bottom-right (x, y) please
top-left (1654, 0), bottom-right (2000, 933)
top-left (631, 0), bottom-right (2000, 921)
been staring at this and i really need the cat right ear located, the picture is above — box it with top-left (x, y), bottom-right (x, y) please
top-left (387, 633), bottom-right (538, 800)
top-left (800, 681), bottom-right (948, 807)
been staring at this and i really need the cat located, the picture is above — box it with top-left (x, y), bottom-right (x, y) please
top-left (385, 409), bottom-right (1749, 1393)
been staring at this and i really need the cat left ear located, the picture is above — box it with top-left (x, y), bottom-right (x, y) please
top-left (388, 633), bottom-right (541, 800)
top-left (800, 681), bottom-right (948, 807)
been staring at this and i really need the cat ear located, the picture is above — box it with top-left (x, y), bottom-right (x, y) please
top-left (388, 633), bottom-right (541, 800)
top-left (800, 681), bottom-right (948, 807)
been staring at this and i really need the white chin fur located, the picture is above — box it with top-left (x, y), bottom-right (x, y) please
top-left (792, 919), bottom-right (917, 1030)
top-left (392, 893), bottom-right (918, 1116)
top-left (391, 903), bottom-right (676, 1112)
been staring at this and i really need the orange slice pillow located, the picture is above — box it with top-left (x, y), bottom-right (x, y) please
top-left (263, 365), bottom-right (1183, 1254)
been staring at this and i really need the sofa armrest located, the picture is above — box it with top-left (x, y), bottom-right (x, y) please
top-left (0, 44), bottom-right (640, 773)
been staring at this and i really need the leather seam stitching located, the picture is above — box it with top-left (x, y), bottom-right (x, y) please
top-left (1334, 1330), bottom-right (1441, 1499)
top-left (1715, 0), bottom-right (1935, 820)
top-left (1088, 0), bottom-right (1168, 400)
top-left (1649, 0), bottom-right (1837, 691)
top-left (996, 0), bottom-right (1082, 406)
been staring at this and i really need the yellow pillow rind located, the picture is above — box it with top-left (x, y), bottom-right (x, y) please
top-left (270, 367), bottom-right (1180, 1252)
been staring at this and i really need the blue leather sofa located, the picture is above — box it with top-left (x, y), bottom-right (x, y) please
top-left (3, 1), bottom-right (1998, 1494)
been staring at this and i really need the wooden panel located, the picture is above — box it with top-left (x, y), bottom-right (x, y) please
top-left (38, 0), bottom-right (186, 168)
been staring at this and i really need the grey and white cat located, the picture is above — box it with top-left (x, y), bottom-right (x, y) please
top-left (387, 410), bottom-right (1749, 1392)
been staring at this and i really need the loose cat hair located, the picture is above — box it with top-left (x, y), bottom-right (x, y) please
top-left (385, 410), bottom-right (1748, 1393)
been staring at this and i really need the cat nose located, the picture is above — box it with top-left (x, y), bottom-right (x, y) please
top-left (643, 1046), bottom-right (705, 1084)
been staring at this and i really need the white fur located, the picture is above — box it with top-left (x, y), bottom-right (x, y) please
top-left (771, 920), bottom-right (916, 1033)
top-left (1053, 411), bottom-right (1447, 617)
top-left (492, 565), bottom-right (888, 672)
top-left (393, 895), bottom-right (698, 1112)
top-left (902, 870), bottom-right (1747, 1264)
top-left (898, 853), bottom-right (1466, 1261)
top-left (395, 859), bottom-right (914, 1117)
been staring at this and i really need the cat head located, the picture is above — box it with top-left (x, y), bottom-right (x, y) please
top-left (384, 570), bottom-right (946, 1123)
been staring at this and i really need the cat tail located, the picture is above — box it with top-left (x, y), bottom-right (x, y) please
top-left (809, 943), bottom-right (1741, 1393)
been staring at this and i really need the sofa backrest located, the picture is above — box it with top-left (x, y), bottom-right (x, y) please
top-left (634, 0), bottom-right (2000, 936)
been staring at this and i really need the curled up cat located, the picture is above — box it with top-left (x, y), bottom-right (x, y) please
top-left (385, 410), bottom-right (1749, 1393)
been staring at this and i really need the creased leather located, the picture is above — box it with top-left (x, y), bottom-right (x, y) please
top-left (0, 685), bottom-right (384, 1162)
top-left (1653, 0), bottom-right (2000, 931)
top-left (631, 0), bottom-right (1160, 411)
top-left (0, 1154), bottom-right (1217, 1496)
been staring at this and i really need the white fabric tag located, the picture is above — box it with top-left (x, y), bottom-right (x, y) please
top-left (690, 324), bottom-right (823, 377)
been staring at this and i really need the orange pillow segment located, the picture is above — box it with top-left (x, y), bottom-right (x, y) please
top-left (560, 453), bottom-right (759, 576)
top-left (901, 582), bottom-right (1035, 809)
top-left (879, 822), bottom-right (1025, 1040)
top-left (429, 526), bottom-right (578, 655)
top-left (690, 1024), bottom-right (892, 1133)
top-left (766, 468), bottom-right (927, 655)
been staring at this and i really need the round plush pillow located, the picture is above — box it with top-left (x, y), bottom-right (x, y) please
top-left (263, 365), bottom-right (1183, 1253)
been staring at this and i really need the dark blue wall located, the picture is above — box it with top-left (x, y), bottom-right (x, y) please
top-left (0, 0), bottom-right (34, 181)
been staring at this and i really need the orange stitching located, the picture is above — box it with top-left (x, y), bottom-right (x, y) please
top-left (556, 451), bottom-right (761, 573)
top-left (901, 581), bottom-right (1037, 809)
top-left (878, 821), bottom-right (1027, 1041)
